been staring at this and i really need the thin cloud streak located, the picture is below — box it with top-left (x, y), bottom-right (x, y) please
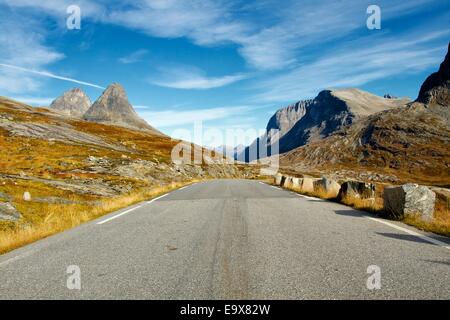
top-left (118, 49), bottom-right (149, 64)
top-left (139, 105), bottom-right (256, 127)
top-left (153, 73), bottom-right (249, 90)
top-left (0, 64), bottom-right (105, 89)
top-left (253, 31), bottom-right (450, 102)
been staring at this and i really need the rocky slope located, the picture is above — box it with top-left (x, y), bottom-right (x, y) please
top-left (83, 83), bottom-right (161, 134)
top-left (278, 88), bottom-right (409, 153)
top-left (0, 97), bottom-right (259, 222)
top-left (240, 88), bottom-right (408, 161)
top-left (279, 43), bottom-right (450, 186)
top-left (417, 43), bottom-right (450, 106)
top-left (50, 88), bottom-right (91, 118)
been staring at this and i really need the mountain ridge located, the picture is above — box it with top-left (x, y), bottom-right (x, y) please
top-left (239, 88), bottom-right (408, 161)
top-left (279, 43), bottom-right (450, 185)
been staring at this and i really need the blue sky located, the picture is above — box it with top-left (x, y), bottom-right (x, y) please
top-left (0, 0), bottom-right (449, 145)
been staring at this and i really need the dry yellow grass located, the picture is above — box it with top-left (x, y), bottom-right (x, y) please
top-left (280, 179), bottom-right (450, 237)
top-left (0, 181), bottom-right (197, 255)
top-left (300, 187), bottom-right (337, 200)
top-left (402, 196), bottom-right (450, 237)
top-left (340, 195), bottom-right (384, 214)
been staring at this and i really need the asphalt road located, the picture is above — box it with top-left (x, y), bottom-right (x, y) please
top-left (0, 179), bottom-right (449, 299)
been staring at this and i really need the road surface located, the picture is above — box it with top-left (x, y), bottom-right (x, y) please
top-left (0, 179), bottom-right (449, 299)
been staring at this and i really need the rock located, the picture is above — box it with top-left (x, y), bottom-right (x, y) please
top-left (383, 184), bottom-right (436, 221)
top-left (337, 181), bottom-right (376, 200)
top-left (300, 177), bottom-right (316, 193)
top-left (0, 202), bottom-right (21, 221)
top-left (275, 173), bottom-right (283, 185)
top-left (292, 177), bottom-right (301, 189)
top-left (240, 88), bottom-right (409, 161)
top-left (23, 191), bottom-right (31, 201)
top-left (83, 83), bottom-right (162, 134)
top-left (282, 176), bottom-right (293, 188)
top-left (0, 121), bottom-right (128, 152)
top-left (313, 177), bottom-right (341, 197)
top-left (50, 88), bottom-right (91, 118)
top-left (416, 43), bottom-right (450, 105)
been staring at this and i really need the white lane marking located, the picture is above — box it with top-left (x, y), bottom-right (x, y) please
top-left (178, 186), bottom-right (188, 191)
top-left (297, 194), bottom-right (324, 201)
top-left (147, 193), bottom-right (169, 204)
top-left (97, 205), bottom-right (142, 225)
top-left (258, 181), bottom-right (266, 185)
top-left (97, 192), bottom-right (170, 225)
top-left (0, 250), bottom-right (34, 268)
top-left (270, 185), bottom-right (282, 190)
top-left (367, 217), bottom-right (450, 250)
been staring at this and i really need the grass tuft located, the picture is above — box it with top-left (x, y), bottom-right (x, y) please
top-left (0, 181), bottom-right (196, 255)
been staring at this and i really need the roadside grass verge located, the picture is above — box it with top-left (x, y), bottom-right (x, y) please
top-left (340, 195), bottom-right (384, 214)
top-left (277, 182), bottom-right (450, 237)
top-left (297, 187), bottom-right (338, 200)
top-left (402, 196), bottom-right (450, 237)
top-left (0, 181), bottom-right (196, 255)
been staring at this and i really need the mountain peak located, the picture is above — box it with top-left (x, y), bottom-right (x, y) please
top-left (417, 42), bottom-right (450, 105)
top-left (83, 83), bottom-right (160, 133)
top-left (50, 88), bottom-right (91, 118)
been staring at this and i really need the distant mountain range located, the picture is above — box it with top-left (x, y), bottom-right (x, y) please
top-left (50, 83), bottom-right (162, 135)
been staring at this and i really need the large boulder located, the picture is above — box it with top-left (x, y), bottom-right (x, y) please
top-left (313, 177), bottom-right (341, 197)
top-left (292, 177), bottom-right (302, 189)
top-left (383, 184), bottom-right (436, 221)
top-left (275, 173), bottom-right (283, 185)
top-left (300, 177), bottom-right (316, 193)
top-left (0, 202), bottom-right (21, 221)
top-left (283, 176), bottom-right (294, 188)
top-left (338, 181), bottom-right (376, 200)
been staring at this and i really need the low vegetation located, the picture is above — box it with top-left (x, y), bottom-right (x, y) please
top-left (0, 181), bottom-right (196, 255)
top-left (0, 99), bottom-right (259, 255)
top-left (403, 196), bottom-right (450, 237)
top-left (280, 181), bottom-right (450, 237)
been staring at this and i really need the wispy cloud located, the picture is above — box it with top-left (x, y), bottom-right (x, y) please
top-left (0, 12), bottom-right (64, 93)
top-left (253, 30), bottom-right (450, 102)
top-left (151, 65), bottom-right (249, 89)
top-left (2, 0), bottom-right (443, 72)
top-left (139, 105), bottom-right (255, 127)
top-left (118, 49), bottom-right (149, 64)
top-left (0, 64), bottom-right (105, 90)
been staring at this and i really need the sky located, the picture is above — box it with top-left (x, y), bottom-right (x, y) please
top-left (0, 0), bottom-right (449, 146)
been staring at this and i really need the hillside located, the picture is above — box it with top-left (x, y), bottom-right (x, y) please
top-left (279, 44), bottom-right (450, 186)
top-left (0, 96), bottom-right (259, 253)
top-left (240, 88), bottom-right (408, 161)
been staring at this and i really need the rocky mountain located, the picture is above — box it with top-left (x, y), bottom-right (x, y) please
top-left (266, 100), bottom-right (311, 144)
top-left (83, 83), bottom-right (161, 134)
top-left (50, 88), bottom-right (91, 118)
top-left (240, 88), bottom-right (408, 161)
top-left (279, 43), bottom-right (450, 186)
top-left (417, 43), bottom-right (450, 106)
top-left (278, 88), bottom-right (409, 153)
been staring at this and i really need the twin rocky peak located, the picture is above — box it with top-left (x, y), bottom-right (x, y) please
top-left (50, 83), bottom-right (159, 133)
